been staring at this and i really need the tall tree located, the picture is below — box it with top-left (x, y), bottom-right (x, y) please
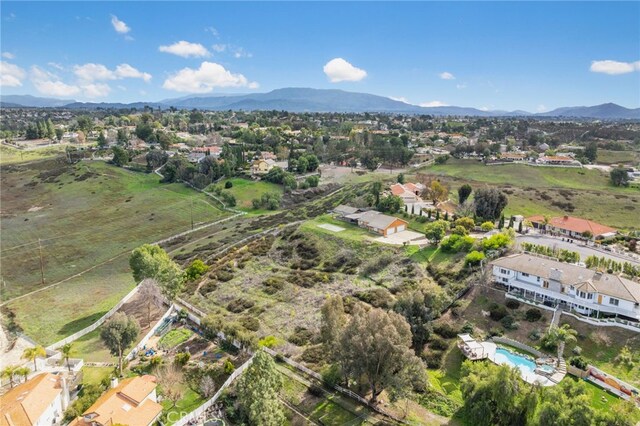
top-left (544, 324), bottom-right (577, 362)
top-left (610, 167), bottom-right (630, 187)
top-left (393, 291), bottom-right (433, 350)
top-left (584, 141), bottom-right (598, 163)
top-left (129, 244), bottom-right (185, 300)
top-left (371, 181), bottom-right (383, 206)
top-left (426, 181), bottom-right (449, 205)
top-left (138, 279), bottom-right (164, 327)
top-left (338, 304), bottom-right (425, 403)
top-left (97, 132), bottom-right (107, 148)
top-left (1, 365), bottom-right (18, 388)
top-left (100, 312), bottom-right (140, 376)
top-left (320, 295), bottom-right (346, 360)
top-left (458, 184), bottom-right (473, 205)
top-left (473, 188), bottom-right (508, 221)
top-left (61, 343), bottom-right (74, 372)
top-left (21, 346), bottom-right (46, 371)
top-left (236, 350), bottom-right (285, 426)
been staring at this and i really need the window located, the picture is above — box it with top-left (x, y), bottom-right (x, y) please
top-left (502, 277), bottom-right (508, 283)
top-left (521, 272), bottom-right (529, 277)
top-left (579, 291), bottom-right (586, 298)
top-left (587, 293), bottom-right (593, 300)
top-left (537, 277), bottom-right (540, 282)
top-left (500, 268), bottom-right (508, 274)
top-left (543, 281), bottom-right (549, 289)
top-left (609, 298), bottom-right (619, 306)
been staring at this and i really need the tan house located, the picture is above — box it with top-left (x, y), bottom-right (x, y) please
top-left (69, 375), bottom-right (162, 426)
top-left (1, 373), bottom-right (70, 426)
top-left (250, 158), bottom-right (276, 175)
top-left (347, 211), bottom-right (409, 236)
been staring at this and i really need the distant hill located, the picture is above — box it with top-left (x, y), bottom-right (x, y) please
top-left (2, 89), bottom-right (638, 119)
top-left (538, 103), bottom-right (640, 119)
top-left (0, 94), bottom-right (75, 108)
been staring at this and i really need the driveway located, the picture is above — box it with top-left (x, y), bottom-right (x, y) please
top-left (516, 234), bottom-right (639, 265)
top-left (374, 230), bottom-right (429, 246)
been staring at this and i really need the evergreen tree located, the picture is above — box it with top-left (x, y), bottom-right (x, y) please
top-left (97, 132), bottom-right (107, 148)
top-left (237, 350), bottom-right (285, 426)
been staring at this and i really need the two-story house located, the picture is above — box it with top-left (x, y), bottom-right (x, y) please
top-left (491, 253), bottom-right (640, 321)
top-left (1, 373), bottom-right (70, 426)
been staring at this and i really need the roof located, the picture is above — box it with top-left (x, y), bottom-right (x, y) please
top-left (71, 375), bottom-right (162, 426)
top-left (492, 254), bottom-right (640, 303)
top-left (390, 183), bottom-right (423, 197)
top-left (358, 211), bottom-right (407, 230)
top-left (541, 156), bottom-right (574, 161)
top-left (527, 215), bottom-right (617, 237)
top-left (334, 205), bottom-right (360, 216)
top-left (0, 373), bottom-right (63, 426)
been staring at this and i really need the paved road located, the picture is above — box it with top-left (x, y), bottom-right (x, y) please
top-left (516, 234), bottom-right (639, 265)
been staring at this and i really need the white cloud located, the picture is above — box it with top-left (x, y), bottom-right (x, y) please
top-left (390, 96), bottom-right (409, 104)
top-left (162, 61), bottom-right (258, 93)
top-left (0, 61), bottom-right (25, 87)
top-left (159, 41), bottom-right (210, 58)
top-left (590, 59), bottom-right (640, 75)
top-left (73, 63), bottom-right (151, 82)
top-left (2, 52), bottom-right (15, 59)
top-left (323, 58), bottom-right (367, 83)
top-left (205, 26), bottom-right (219, 37)
top-left (456, 83), bottom-right (467, 90)
top-left (115, 64), bottom-right (151, 82)
top-left (212, 44), bottom-right (226, 53)
top-left (536, 104), bottom-right (547, 113)
top-left (111, 15), bottom-right (130, 34)
top-left (31, 66), bottom-right (80, 97)
top-left (81, 83), bottom-right (111, 98)
top-left (419, 101), bottom-right (448, 107)
top-left (479, 106), bottom-right (490, 111)
top-left (48, 62), bottom-right (64, 70)
top-left (439, 72), bottom-right (455, 80)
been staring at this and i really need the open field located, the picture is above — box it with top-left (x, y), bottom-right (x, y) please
top-left (217, 177), bottom-right (283, 212)
top-left (416, 159), bottom-right (639, 230)
top-left (1, 159), bottom-right (229, 344)
top-left (0, 144), bottom-right (66, 165)
top-left (597, 149), bottom-right (640, 166)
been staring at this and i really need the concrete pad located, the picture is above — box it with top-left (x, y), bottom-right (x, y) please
top-left (375, 230), bottom-right (426, 245)
top-left (317, 223), bottom-right (345, 232)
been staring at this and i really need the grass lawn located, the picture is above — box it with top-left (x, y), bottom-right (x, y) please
top-left (2, 160), bottom-right (229, 344)
top-left (159, 328), bottom-right (193, 349)
top-left (81, 366), bottom-right (114, 386)
top-left (300, 214), bottom-right (376, 244)
top-left (405, 245), bottom-right (457, 265)
top-left (217, 177), bottom-right (283, 212)
top-left (161, 388), bottom-right (205, 426)
top-left (0, 145), bottom-right (66, 165)
top-left (596, 150), bottom-right (640, 166)
top-left (72, 328), bottom-right (114, 363)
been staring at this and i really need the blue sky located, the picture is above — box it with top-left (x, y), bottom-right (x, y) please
top-left (1, 1), bottom-right (639, 111)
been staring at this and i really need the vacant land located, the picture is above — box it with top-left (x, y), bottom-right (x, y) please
top-left (217, 177), bottom-right (283, 212)
top-left (0, 144), bottom-right (66, 165)
top-left (1, 159), bottom-right (229, 344)
top-left (419, 159), bottom-right (639, 230)
top-left (597, 149), bottom-right (640, 166)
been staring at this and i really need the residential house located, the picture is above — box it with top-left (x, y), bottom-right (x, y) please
top-left (537, 155), bottom-right (581, 166)
top-left (527, 215), bottom-right (617, 240)
top-left (390, 182), bottom-right (425, 204)
top-left (498, 153), bottom-right (527, 162)
top-left (191, 146), bottom-right (222, 158)
top-left (333, 205), bottom-right (363, 219)
top-left (492, 253), bottom-right (640, 321)
top-left (346, 211), bottom-right (408, 236)
top-left (1, 373), bottom-right (70, 426)
top-left (69, 375), bottom-right (162, 426)
top-left (250, 158), bottom-right (276, 175)
top-left (187, 152), bottom-right (207, 163)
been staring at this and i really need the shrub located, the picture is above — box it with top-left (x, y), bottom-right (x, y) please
top-left (572, 345), bottom-right (582, 355)
top-left (225, 181), bottom-right (233, 189)
top-left (227, 298), bottom-right (255, 313)
top-left (433, 323), bottom-right (459, 339)
top-left (216, 270), bottom-right (234, 282)
top-left (429, 337), bottom-right (450, 351)
top-left (454, 217), bottom-right (475, 231)
top-left (239, 316), bottom-right (260, 331)
top-left (461, 321), bottom-right (474, 334)
top-left (525, 308), bottom-right (542, 322)
top-left (361, 254), bottom-right (394, 276)
top-left (488, 303), bottom-right (508, 321)
top-left (289, 327), bottom-right (314, 346)
top-left (465, 250), bottom-right (485, 266)
top-left (422, 350), bottom-right (444, 369)
top-left (275, 353), bottom-right (285, 363)
top-left (569, 356), bottom-right (588, 370)
top-left (186, 259), bottom-right (209, 281)
top-left (505, 300), bottom-right (520, 310)
top-left (308, 384), bottom-right (324, 397)
top-left (223, 359), bottom-right (235, 374)
top-left (262, 276), bottom-right (285, 294)
top-left (321, 364), bottom-right (342, 387)
top-left (488, 327), bottom-right (503, 337)
top-left (528, 329), bottom-right (542, 341)
top-left (174, 352), bottom-right (191, 366)
top-left (500, 315), bottom-right (517, 330)
top-left (355, 288), bottom-right (393, 309)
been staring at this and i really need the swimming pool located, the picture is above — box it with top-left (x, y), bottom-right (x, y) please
top-left (493, 348), bottom-right (554, 386)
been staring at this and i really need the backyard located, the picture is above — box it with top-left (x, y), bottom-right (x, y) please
top-left (216, 177), bottom-right (283, 213)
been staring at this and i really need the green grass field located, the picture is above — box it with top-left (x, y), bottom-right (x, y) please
top-left (217, 177), bottom-right (283, 212)
top-left (0, 144), bottom-right (66, 165)
top-left (596, 150), bottom-right (640, 166)
top-left (161, 388), bottom-right (205, 425)
top-left (417, 159), bottom-right (640, 230)
top-left (1, 160), bottom-right (229, 344)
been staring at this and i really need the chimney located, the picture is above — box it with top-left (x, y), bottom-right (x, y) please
top-left (110, 377), bottom-right (119, 389)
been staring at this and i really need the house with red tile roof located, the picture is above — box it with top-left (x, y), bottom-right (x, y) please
top-left (389, 182), bottom-right (425, 204)
top-left (527, 215), bottom-right (617, 240)
top-left (1, 373), bottom-right (70, 426)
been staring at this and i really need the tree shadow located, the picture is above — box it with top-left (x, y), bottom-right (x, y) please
top-left (58, 311), bottom-right (108, 336)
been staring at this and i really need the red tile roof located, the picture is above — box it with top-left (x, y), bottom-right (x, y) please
top-left (527, 215), bottom-right (617, 237)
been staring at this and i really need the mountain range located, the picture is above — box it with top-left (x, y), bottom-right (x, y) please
top-left (2, 88), bottom-right (639, 119)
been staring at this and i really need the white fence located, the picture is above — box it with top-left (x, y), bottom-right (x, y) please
top-left (561, 311), bottom-right (640, 333)
top-left (125, 304), bottom-right (176, 361)
top-left (172, 355), bottom-right (254, 426)
top-left (46, 285), bottom-right (140, 351)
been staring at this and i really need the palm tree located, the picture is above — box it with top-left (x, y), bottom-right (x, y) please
top-left (1, 365), bottom-right (18, 388)
top-left (61, 343), bottom-right (74, 372)
top-left (15, 367), bottom-right (31, 383)
top-left (22, 346), bottom-right (47, 371)
top-left (548, 324), bottom-right (578, 363)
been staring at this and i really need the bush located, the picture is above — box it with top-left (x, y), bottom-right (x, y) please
top-left (308, 384), bottom-right (324, 397)
top-left (454, 217), bottom-right (475, 231)
top-left (321, 364), bottom-right (342, 387)
top-left (433, 323), bottom-right (459, 339)
top-left (488, 303), bottom-right (508, 321)
top-left (500, 315), bottom-right (517, 330)
top-left (355, 288), bottom-right (393, 309)
top-left (480, 221), bottom-right (495, 232)
top-left (227, 298), bottom-right (255, 313)
top-left (186, 259), bottom-right (209, 281)
top-left (505, 300), bottom-right (520, 310)
top-left (528, 329), bottom-right (542, 341)
top-left (465, 250), bottom-right (485, 266)
top-left (289, 327), bottom-right (314, 346)
top-left (225, 181), bottom-right (233, 189)
top-left (488, 327), bottom-right (503, 337)
top-left (174, 352), bottom-right (191, 366)
top-left (525, 308), bottom-right (542, 322)
top-left (429, 337), bottom-right (450, 351)
top-left (569, 356), bottom-right (588, 370)
top-left (460, 321), bottom-right (474, 334)
top-left (422, 350), bottom-right (444, 369)
top-left (275, 353), bottom-right (285, 363)
top-left (239, 316), bottom-right (260, 331)
top-left (223, 359), bottom-right (235, 374)
top-left (572, 345), bottom-right (582, 355)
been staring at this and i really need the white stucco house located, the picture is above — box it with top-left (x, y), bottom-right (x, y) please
top-left (491, 253), bottom-right (640, 321)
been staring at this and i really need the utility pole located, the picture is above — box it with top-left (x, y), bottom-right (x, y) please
top-left (38, 238), bottom-right (45, 285)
